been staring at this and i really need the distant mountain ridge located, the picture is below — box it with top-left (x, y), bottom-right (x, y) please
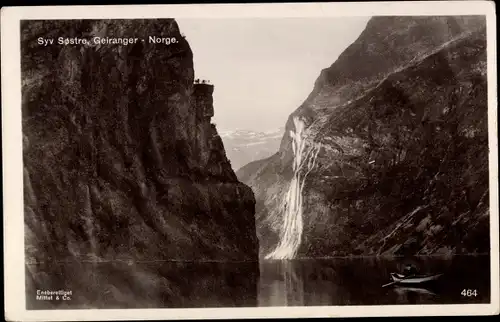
top-left (220, 127), bottom-right (284, 171)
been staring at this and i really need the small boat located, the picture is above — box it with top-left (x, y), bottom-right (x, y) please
top-left (389, 272), bottom-right (443, 285)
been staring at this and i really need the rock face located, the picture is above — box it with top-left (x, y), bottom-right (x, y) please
top-left (238, 16), bottom-right (489, 258)
top-left (22, 19), bottom-right (258, 262)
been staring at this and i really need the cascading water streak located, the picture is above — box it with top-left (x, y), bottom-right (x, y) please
top-left (265, 117), bottom-right (321, 260)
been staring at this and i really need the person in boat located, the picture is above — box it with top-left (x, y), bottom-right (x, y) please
top-left (403, 264), bottom-right (418, 276)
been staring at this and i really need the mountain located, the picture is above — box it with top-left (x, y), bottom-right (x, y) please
top-left (237, 16), bottom-right (489, 258)
top-left (219, 128), bottom-right (285, 171)
top-left (22, 19), bottom-right (259, 263)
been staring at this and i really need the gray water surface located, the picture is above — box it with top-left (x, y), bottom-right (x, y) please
top-left (26, 255), bottom-right (490, 309)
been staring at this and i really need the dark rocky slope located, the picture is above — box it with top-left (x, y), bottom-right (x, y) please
top-left (238, 16), bottom-right (489, 258)
top-left (22, 20), bottom-right (258, 263)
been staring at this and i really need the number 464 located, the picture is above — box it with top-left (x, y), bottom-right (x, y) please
top-left (461, 289), bottom-right (478, 297)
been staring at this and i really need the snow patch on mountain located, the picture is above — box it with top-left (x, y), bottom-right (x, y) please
top-left (219, 127), bottom-right (285, 171)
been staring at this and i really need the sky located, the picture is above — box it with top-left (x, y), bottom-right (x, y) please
top-left (176, 18), bottom-right (370, 132)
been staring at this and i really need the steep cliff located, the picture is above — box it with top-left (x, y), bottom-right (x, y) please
top-left (22, 19), bottom-right (258, 262)
top-left (238, 16), bottom-right (489, 258)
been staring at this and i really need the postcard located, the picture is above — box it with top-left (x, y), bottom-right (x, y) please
top-left (2, 1), bottom-right (498, 320)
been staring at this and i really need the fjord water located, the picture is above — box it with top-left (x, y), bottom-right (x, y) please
top-left (257, 256), bottom-right (490, 306)
top-left (26, 255), bottom-right (490, 309)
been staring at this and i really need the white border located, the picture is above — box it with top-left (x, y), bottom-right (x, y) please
top-left (2, 1), bottom-right (498, 320)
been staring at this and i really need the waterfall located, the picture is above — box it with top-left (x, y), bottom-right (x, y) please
top-left (265, 117), bottom-right (321, 260)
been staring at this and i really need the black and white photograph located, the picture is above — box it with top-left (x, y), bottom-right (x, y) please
top-left (2, 1), bottom-right (498, 320)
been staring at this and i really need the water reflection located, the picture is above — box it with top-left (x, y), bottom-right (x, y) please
top-left (393, 286), bottom-right (437, 304)
top-left (257, 256), bottom-right (490, 306)
top-left (26, 261), bottom-right (259, 309)
top-left (26, 256), bottom-right (490, 309)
